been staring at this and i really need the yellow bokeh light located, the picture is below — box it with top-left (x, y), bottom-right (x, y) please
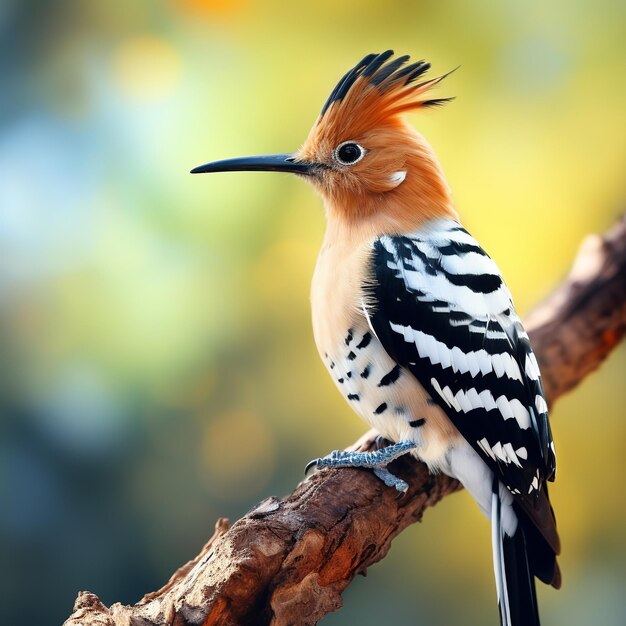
top-left (112, 35), bottom-right (181, 101)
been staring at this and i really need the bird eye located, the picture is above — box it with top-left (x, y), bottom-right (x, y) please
top-left (335, 141), bottom-right (366, 166)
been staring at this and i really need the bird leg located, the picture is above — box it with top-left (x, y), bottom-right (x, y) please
top-left (305, 441), bottom-right (416, 494)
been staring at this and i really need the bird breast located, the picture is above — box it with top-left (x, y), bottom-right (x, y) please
top-left (310, 231), bottom-right (461, 468)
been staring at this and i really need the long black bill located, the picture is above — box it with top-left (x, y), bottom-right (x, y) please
top-left (190, 153), bottom-right (316, 175)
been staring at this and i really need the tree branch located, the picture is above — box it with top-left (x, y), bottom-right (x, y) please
top-left (64, 216), bottom-right (626, 626)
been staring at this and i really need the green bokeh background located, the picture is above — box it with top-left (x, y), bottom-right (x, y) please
top-left (1, 2), bottom-right (625, 624)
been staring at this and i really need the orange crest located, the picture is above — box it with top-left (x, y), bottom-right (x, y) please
top-left (312, 50), bottom-right (455, 144)
top-left (294, 51), bottom-right (458, 230)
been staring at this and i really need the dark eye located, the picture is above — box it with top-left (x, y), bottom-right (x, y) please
top-left (335, 141), bottom-right (365, 166)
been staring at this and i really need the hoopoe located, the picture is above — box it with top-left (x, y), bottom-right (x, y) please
top-left (192, 50), bottom-right (560, 626)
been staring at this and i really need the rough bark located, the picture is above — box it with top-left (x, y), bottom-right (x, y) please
top-left (64, 216), bottom-right (626, 626)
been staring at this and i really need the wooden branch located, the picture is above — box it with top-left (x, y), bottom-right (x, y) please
top-left (64, 216), bottom-right (626, 626)
top-left (524, 216), bottom-right (626, 401)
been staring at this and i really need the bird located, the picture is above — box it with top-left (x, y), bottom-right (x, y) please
top-left (191, 50), bottom-right (560, 626)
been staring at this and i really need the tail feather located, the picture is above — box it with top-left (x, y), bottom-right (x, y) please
top-left (515, 491), bottom-right (561, 588)
top-left (492, 479), bottom-right (541, 626)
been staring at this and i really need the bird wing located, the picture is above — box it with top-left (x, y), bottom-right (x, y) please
top-left (365, 219), bottom-right (556, 505)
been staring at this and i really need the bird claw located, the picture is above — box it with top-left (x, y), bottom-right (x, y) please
top-left (304, 441), bottom-right (416, 494)
top-left (304, 449), bottom-right (343, 475)
top-left (304, 458), bottom-right (321, 475)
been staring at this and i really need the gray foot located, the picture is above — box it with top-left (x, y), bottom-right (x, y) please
top-left (373, 468), bottom-right (409, 496)
top-left (305, 440), bottom-right (416, 494)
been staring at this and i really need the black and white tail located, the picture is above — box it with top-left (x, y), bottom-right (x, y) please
top-left (491, 479), bottom-right (540, 626)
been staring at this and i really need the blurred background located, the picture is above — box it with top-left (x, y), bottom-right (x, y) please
top-left (1, 1), bottom-right (625, 624)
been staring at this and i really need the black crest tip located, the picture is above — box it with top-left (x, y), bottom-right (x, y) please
top-left (371, 55), bottom-right (411, 86)
top-left (321, 50), bottom-right (399, 116)
top-left (320, 52), bottom-right (379, 116)
top-left (421, 96), bottom-right (456, 108)
top-left (319, 52), bottom-right (457, 118)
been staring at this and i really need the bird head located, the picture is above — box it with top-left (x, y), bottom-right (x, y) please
top-left (192, 51), bottom-right (458, 232)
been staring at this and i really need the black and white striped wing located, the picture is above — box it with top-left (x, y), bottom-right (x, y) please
top-left (367, 220), bottom-right (556, 503)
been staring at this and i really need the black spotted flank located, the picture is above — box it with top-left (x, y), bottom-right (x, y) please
top-left (347, 351), bottom-right (357, 361)
top-left (378, 364), bottom-right (401, 387)
top-left (356, 331), bottom-right (372, 349)
top-left (345, 328), bottom-right (354, 346)
top-left (409, 418), bottom-right (426, 428)
top-left (346, 370), bottom-right (352, 378)
top-left (374, 402), bottom-right (388, 415)
top-left (337, 378), bottom-right (344, 384)
top-left (347, 393), bottom-right (360, 401)
top-left (360, 364), bottom-right (371, 379)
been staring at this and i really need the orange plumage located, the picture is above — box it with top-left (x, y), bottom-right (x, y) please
top-left (296, 52), bottom-right (458, 233)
